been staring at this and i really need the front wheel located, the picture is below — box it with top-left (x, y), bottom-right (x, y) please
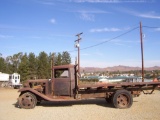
top-left (112, 90), bottom-right (133, 109)
top-left (18, 92), bottom-right (37, 109)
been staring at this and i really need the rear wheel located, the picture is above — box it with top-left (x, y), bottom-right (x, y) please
top-left (112, 90), bottom-right (133, 109)
top-left (18, 92), bottom-right (37, 109)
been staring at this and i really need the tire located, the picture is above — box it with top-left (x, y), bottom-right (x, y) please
top-left (112, 90), bottom-right (133, 109)
top-left (18, 92), bottom-right (37, 109)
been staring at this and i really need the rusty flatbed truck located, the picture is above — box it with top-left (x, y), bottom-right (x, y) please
top-left (18, 64), bottom-right (160, 109)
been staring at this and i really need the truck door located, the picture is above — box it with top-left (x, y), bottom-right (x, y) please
top-left (53, 67), bottom-right (75, 96)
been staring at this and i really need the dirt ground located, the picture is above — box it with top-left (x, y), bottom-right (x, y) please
top-left (0, 88), bottom-right (160, 120)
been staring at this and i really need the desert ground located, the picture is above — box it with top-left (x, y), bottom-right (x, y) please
top-left (0, 88), bottom-right (160, 120)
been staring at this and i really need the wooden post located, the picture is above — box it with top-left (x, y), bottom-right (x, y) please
top-left (140, 22), bottom-right (144, 82)
top-left (75, 32), bottom-right (83, 77)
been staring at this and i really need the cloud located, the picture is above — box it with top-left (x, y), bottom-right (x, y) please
top-left (77, 9), bottom-right (110, 14)
top-left (36, 0), bottom-right (55, 5)
top-left (30, 36), bottom-right (42, 39)
top-left (155, 28), bottom-right (160, 31)
top-left (0, 34), bottom-right (13, 39)
top-left (90, 27), bottom-right (122, 32)
top-left (50, 18), bottom-right (56, 24)
top-left (81, 53), bottom-right (91, 56)
top-left (80, 13), bottom-right (95, 21)
top-left (77, 9), bottom-right (110, 21)
top-left (95, 52), bottom-right (104, 56)
top-left (81, 52), bottom-right (103, 56)
top-left (37, 0), bottom-right (150, 4)
top-left (136, 12), bottom-right (160, 19)
top-left (71, 0), bottom-right (150, 3)
top-left (123, 9), bottom-right (160, 19)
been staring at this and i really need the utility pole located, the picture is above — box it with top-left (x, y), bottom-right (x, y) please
top-left (51, 54), bottom-right (54, 79)
top-left (140, 22), bottom-right (144, 82)
top-left (75, 32), bottom-right (83, 77)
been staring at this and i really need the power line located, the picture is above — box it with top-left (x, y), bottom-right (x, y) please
top-left (67, 26), bottom-right (139, 53)
top-left (81, 26), bottom-right (139, 51)
top-left (143, 26), bottom-right (160, 29)
top-left (44, 25), bottom-right (160, 54)
top-left (64, 25), bottom-right (160, 54)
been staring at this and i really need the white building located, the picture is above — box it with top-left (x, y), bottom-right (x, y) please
top-left (0, 72), bottom-right (9, 82)
top-left (8, 73), bottom-right (21, 87)
top-left (0, 72), bottom-right (21, 88)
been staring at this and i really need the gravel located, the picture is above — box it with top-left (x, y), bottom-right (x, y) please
top-left (0, 88), bottom-right (160, 120)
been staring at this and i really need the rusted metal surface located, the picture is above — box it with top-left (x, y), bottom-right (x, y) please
top-left (20, 78), bottom-right (160, 100)
top-left (18, 92), bottom-right (37, 109)
top-left (116, 93), bottom-right (130, 108)
top-left (18, 88), bottom-right (76, 102)
top-left (131, 90), bottom-right (141, 97)
top-left (20, 79), bottom-right (160, 102)
top-left (18, 64), bottom-right (160, 109)
top-left (54, 78), bottom-right (72, 96)
top-left (53, 64), bottom-right (75, 69)
top-left (52, 65), bottom-right (75, 96)
top-left (78, 82), bottom-right (160, 90)
top-left (77, 82), bottom-right (160, 98)
top-left (80, 93), bottom-right (106, 99)
top-left (24, 79), bottom-right (51, 95)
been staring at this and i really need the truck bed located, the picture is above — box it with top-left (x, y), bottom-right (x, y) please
top-left (78, 82), bottom-right (160, 90)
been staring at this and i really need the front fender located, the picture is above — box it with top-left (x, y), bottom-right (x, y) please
top-left (18, 88), bottom-right (53, 101)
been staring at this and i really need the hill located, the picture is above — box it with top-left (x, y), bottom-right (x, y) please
top-left (81, 65), bottom-right (160, 72)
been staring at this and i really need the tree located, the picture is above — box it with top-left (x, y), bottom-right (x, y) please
top-left (48, 52), bottom-right (56, 78)
top-left (5, 56), bottom-right (13, 74)
top-left (0, 51), bottom-right (72, 79)
top-left (37, 51), bottom-right (50, 79)
top-left (28, 52), bottom-right (37, 79)
top-left (55, 52), bottom-right (62, 66)
top-left (61, 51), bottom-right (71, 65)
top-left (0, 54), bottom-right (7, 72)
top-left (48, 52), bottom-right (56, 66)
top-left (18, 53), bottom-right (29, 82)
top-left (7, 52), bottom-right (23, 73)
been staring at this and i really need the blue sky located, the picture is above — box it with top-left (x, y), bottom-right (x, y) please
top-left (0, 0), bottom-right (160, 67)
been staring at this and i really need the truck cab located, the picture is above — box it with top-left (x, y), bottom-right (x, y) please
top-left (18, 64), bottom-right (77, 109)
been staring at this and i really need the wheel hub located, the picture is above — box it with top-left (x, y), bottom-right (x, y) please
top-left (117, 94), bottom-right (128, 107)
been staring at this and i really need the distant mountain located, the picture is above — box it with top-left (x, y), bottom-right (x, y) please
top-left (105, 65), bottom-right (141, 71)
top-left (81, 67), bottom-right (106, 72)
top-left (81, 65), bottom-right (160, 72)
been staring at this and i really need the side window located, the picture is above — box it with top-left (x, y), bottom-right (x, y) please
top-left (54, 69), bottom-right (69, 78)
